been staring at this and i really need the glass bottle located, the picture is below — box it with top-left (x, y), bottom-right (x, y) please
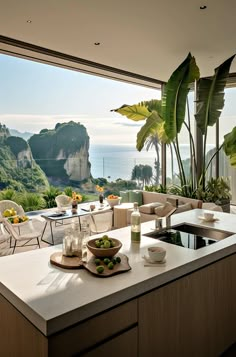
top-left (131, 202), bottom-right (141, 242)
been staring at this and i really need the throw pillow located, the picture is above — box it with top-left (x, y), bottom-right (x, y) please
top-left (139, 202), bottom-right (163, 214)
top-left (120, 191), bottom-right (129, 203)
top-left (129, 190), bottom-right (143, 206)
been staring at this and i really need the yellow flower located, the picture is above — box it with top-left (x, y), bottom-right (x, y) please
top-left (72, 191), bottom-right (82, 202)
top-left (96, 185), bottom-right (104, 193)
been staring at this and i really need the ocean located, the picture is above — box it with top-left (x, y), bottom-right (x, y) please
top-left (89, 144), bottom-right (214, 181)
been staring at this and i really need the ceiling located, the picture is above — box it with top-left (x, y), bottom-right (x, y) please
top-left (0, 0), bottom-right (236, 87)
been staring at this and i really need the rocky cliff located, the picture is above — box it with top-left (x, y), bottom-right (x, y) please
top-left (28, 121), bottom-right (91, 184)
top-left (0, 128), bottom-right (49, 191)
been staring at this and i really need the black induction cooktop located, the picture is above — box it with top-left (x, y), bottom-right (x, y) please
top-left (144, 229), bottom-right (217, 250)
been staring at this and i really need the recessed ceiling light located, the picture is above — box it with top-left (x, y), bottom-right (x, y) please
top-left (200, 5), bottom-right (207, 10)
top-left (94, 42), bottom-right (101, 46)
top-left (26, 20), bottom-right (32, 23)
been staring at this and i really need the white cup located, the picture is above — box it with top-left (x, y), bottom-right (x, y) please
top-left (148, 246), bottom-right (166, 262)
top-left (203, 212), bottom-right (214, 221)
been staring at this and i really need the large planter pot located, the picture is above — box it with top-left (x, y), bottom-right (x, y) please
top-left (215, 199), bottom-right (230, 213)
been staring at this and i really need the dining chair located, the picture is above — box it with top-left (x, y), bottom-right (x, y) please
top-left (0, 217), bottom-right (44, 254)
top-left (0, 200), bottom-right (25, 216)
top-left (90, 211), bottom-right (113, 234)
top-left (55, 195), bottom-right (72, 210)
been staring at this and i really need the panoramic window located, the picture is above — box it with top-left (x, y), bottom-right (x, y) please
top-left (0, 53), bottom-right (161, 194)
top-left (220, 87), bottom-right (236, 204)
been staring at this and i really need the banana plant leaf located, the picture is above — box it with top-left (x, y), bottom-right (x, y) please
top-left (224, 126), bottom-right (236, 167)
top-left (195, 55), bottom-right (235, 135)
top-left (111, 103), bottom-right (152, 121)
top-left (136, 112), bottom-right (164, 151)
top-left (162, 53), bottom-right (200, 141)
top-left (139, 99), bottom-right (162, 115)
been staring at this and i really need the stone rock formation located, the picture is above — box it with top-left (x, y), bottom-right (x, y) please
top-left (28, 121), bottom-right (91, 184)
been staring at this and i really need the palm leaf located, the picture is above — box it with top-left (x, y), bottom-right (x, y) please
top-left (163, 53), bottom-right (200, 141)
top-left (195, 55), bottom-right (235, 135)
top-left (111, 103), bottom-right (151, 121)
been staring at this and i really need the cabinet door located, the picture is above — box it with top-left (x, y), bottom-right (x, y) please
top-left (83, 327), bottom-right (137, 357)
top-left (138, 255), bottom-right (236, 357)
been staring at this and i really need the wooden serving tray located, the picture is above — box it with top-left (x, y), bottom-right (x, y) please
top-left (50, 252), bottom-right (131, 277)
top-left (50, 252), bottom-right (84, 269)
top-left (83, 253), bottom-right (131, 277)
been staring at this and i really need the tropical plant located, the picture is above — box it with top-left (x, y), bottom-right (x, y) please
top-left (112, 53), bottom-right (236, 198)
top-left (131, 164), bottom-right (153, 187)
top-left (145, 132), bottom-right (161, 185)
top-left (145, 184), bottom-right (168, 193)
top-left (17, 192), bottom-right (46, 212)
top-left (196, 177), bottom-right (231, 203)
top-left (0, 188), bottom-right (19, 201)
top-left (43, 186), bottom-right (62, 208)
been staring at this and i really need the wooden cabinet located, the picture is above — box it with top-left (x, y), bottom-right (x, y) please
top-left (0, 296), bottom-right (137, 357)
top-left (1, 254), bottom-right (236, 356)
top-left (138, 254), bottom-right (236, 357)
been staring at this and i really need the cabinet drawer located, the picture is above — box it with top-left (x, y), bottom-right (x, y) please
top-left (82, 326), bottom-right (138, 357)
top-left (49, 299), bottom-right (137, 356)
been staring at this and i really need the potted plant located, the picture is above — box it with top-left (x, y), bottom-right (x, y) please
top-left (112, 53), bottom-right (236, 202)
top-left (196, 177), bottom-right (231, 212)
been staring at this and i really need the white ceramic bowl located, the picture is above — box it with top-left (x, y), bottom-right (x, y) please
top-left (148, 246), bottom-right (166, 262)
top-left (106, 197), bottom-right (121, 207)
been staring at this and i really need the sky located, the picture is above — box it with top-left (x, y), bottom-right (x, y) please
top-left (0, 54), bottom-right (160, 147)
top-left (0, 54), bottom-right (235, 146)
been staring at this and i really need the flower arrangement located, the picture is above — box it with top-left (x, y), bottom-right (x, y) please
top-left (95, 185), bottom-right (104, 193)
top-left (8, 215), bottom-right (29, 224)
top-left (72, 191), bottom-right (82, 202)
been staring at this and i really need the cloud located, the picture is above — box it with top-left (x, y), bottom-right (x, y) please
top-left (114, 122), bottom-right (142, 127)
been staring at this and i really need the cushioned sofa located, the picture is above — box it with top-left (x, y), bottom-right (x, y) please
top-left (120, 190), bottom-right (203, 225)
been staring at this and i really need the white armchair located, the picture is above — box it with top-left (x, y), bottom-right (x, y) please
top-left (90, 211), bottom-right (113, 234)
top-left (55, 195), bottom-right (72, 210)
top-left (0, 200), bottom-right (25, 216)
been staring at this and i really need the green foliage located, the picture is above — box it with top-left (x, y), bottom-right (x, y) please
top-left (28, 121), bottom-right (90, 183)
top-left (131, 164), bottom-right (153, 187)
top-left (6, 136), bottom-right (28, 157)
top-left (196, 177), bottom-right (231, 203)
top-left (195, 56), bottom-right (235, 135)
top-left (145, 184), bottom-right (167, 193)
top-left (168, 182), bottom-right (197, 199)
top-left (17, 192), bottom-right (46, 212)
top-left (163, 53), bottom-right (200, 140)
top-left (0, 188), bottom-right (19, 201)
top-left (224, 126), bottom-right (236, 167)
top-left (0, 137), bottom-right (49, 191)
top-left (43, 186), bottom-right (62, 208)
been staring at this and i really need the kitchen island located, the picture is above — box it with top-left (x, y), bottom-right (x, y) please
top-left (0, 208), bottom-right (236, 356)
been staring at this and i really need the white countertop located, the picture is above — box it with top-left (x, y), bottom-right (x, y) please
top-left (0, 208), bottom-right (236, 336)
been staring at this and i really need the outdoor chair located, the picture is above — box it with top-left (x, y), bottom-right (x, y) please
top-left (55, 195), bottom-right (72, 211)
top-left (0, 217), bottom-right (44, 254)
top-left (0, 223), bottom-right (11, 248)
top-left (90, 211), bottom-right (113, 234)
top-left (0, 200), bottom-right (25, 216)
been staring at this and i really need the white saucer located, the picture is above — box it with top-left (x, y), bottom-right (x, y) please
top-left (198, 216), bottom-right (219, 222)
top-left (142, 255), bottom-right (166, 265)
